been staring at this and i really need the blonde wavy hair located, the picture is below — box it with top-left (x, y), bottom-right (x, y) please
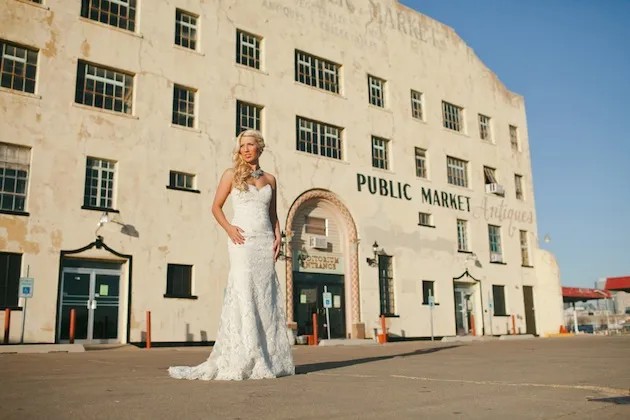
top-left (232, 129), bottom-right (265, 191)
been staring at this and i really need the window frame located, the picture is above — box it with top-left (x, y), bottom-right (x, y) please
top-left (236, 100), bottom-right (263, 135)
top-left (236, 29), bottom-right (261, 70)
top-left (371, 136), bottom-right (390, 170)
top-left (174, 9), bottom-right (198, 51)
top-left (515, 174), bottom-right (524, 200)
top-left (442, 101), bottom-right (463, 132)
top-left (172, 84), bottom-right (196, 128)
top-left (410, 89), bottom-right (424, 120)
top-left (414, 147), bottom-right (427, 178)
top-left (167, 170), bottom-right (199, 193)
top-left (378, 254), bottom-right (396, 316)
top-left (447, 156), bottom-right (468, 188)
top-left (80, 0), bottom-right (137, 32)
top-left (294, 50), bottom-right (340, 94)
top-left (478, 114), bottom-right (491, 141)
top-left (0, 142), bottom-right (30, 215)
top-left (418, 212), bottom-right (434, 227)
top-left (83, 157), bottom-right (116, 211)
top-left (367, 74), bottom-right (385, 108)
top-left (520, 230), bottom-right (531, 267)
top-left (0, 252), bottom-right (22, 310)
top-left (165, 263), bottom-right (196, 299)
top-left (422, 280), bottom-right (437, 305)
top-left (295, 116), bottom-right (343, 160)
top-left (457, 219), bottom-right (469, 252)
top-left (304, 216), bottom-right (327, 236)
top-left (509, 125), bottom-right (519, 150)
top-left (483, 166), bottom-right (498, 185)
top-left (0, 40), bottom-right (38, 94)
top-left (75, 60), bottom-right (134, 115)
top-left (492, 285), bottom-right (508, 316)
top-left (488, 224), bottom-right (503, 262)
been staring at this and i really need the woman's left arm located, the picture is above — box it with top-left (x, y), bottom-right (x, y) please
top-left (269, 175), bottom-right (282, 261)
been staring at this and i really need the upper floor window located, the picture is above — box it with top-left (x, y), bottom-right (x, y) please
top-left (515, 174), bottom-right (524, 200)
top-left (418, 212), bottom-right (433, 227)
top-left (488, 224), bottom-right (503, 263)
top-left (520, 230), bottom-right (530, 266)
top-left (0, 40), bottom-right (37, 94)
top-left (478, 114), bottom-right (491, 141)
top-left (295, 50), bottom-right (340, 94)
top-left (168, 171), bottom-right (197, 192)
top-left (447, 156), bottom-right (468, 187)
top-left (175, 9), bottom-right (198, 51)
top-left (83, 157), bottom-right (116, 210)
top-left (0, 143), bottom-right (30, 213)
top-left (509, 125), bottom-right (519, 150)
top-left (236, 100), bottom-right (262, 135)
top-left (236, 29), bottom-right (261, 70)
top-left (172, 84), bottom-right (196, 128)
top-left (414, 147), bottom-right (427, 178)
top-left (75, 61), bottom-right (133, 114)
top-left (457, 219), bottom-right (469, 252)
top-left (368, 74), bottom-right (385, 107)
top-left (410, 90), bottom-right (423, 120)
top-left (378, 255), bottom-right (396, 316)
top-left (0, 252), bottom-right (21, 309)
top-left (371, 136), bottom-right (390, 170)
top-left (81, 0), bottom-right (137, 32)
top-left (442, 101), bottom-right (463, 132)
top-left (296, 116), bottom-right (342, 160)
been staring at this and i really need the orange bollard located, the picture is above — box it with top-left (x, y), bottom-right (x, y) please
top-left (146, 311), bottom-right (151, 349)
top-left (470, 313), bottom-right (476, 336)
top-left (69, 309), bottom-right (76, 344)
top-left (511, 314), bottom-right (516, 335)
top-left (378, 314), bottom-right (387, 344)
top-left (3, 308), bottom-right (10, 344)
top-left (311, 312), bottom-right (318, 345)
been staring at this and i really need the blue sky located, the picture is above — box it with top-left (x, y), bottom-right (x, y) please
top-left (400, 0), bottom-right (630, 288)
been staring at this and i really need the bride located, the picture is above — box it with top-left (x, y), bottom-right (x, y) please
top-left (168, 130), bottom-right (295, 380)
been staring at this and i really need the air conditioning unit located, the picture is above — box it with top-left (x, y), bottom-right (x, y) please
top-left (490, 252), bottom-right (503, 263)
top-left (485, 183), bottom-right (505, 196)
top-left (309, 236), bottom-right (328, 249)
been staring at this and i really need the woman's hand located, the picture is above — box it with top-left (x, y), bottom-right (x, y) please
top-left (273, 235), bottom-right (281, 261)
top-left (226, 225), bottom-right (245, 244)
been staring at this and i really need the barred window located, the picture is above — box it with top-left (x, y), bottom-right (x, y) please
top-left (378, 255), bottom-right (395, 316)
top-left (169, 171), bottom-right (195, 191)
top-left (410, 90), bottom-right (423, 120)
top-left (442, 101), bottom-right (463, 132)
top-left (236, 100), bottom-right (262, 135)
top-left (457, 219), bottom-right (469, 252)
top-left (0, 143), bottom-right (30, 213)
top-left (515, 174), bottom-right (524, 200)
top-left (81, 0), bottom-right (136, 32)
top-left (296, 116), bottom-right (342, 160)
top-left (509, 125), bottom-right (519, 150)
top-left (175, 9), bottom-right (198, 50)
top-left (520, 230), bottom-right (530, 266)
top-left (84, 157), bottom-right (116, 209)
top-left (488, 225), bottom-right (502, 260)
top-left (447, 156), bottom-right (468, 187)
top-left (368, 75), bottom-right (385, 107)
top-left (236, 30), bottom-right (261, 69)
top-left (479, 114), bottom-right (491, 140)
top-left (418, 212), bottom-right (433, 227)
top-left (0, 40), bottom-right (38, 94)
top-left (75, 61), bottom-right (133, 114)
top-left (371, 136), bottom-right (389, 170)
top-left (295, 50), bottom-right (339, 94)
top-left (414, 147), bottom-right (427, 178)
top-left (172, 85), bottom-right (196, 128)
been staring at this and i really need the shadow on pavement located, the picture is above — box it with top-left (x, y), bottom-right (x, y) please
top-left (587, 396), bottom-right (630, 405)
top-left (296, 345), bottom-right (460, 374)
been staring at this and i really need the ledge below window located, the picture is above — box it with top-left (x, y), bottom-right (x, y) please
top-left (81, 205), bottom-right (119, 213)
top-left (489, 261), bottom-right (507, 265)
top-left (0, 306), bottom-right (23, 311)
top-left (418, 224), bottom-right (436, 228)
top-left (493, 314), bottom-right (510, 317)
top-left (521, 264), bottom-right (534, 268)
top-left (166, 186), bottom-right (200, 194)
top-left (458, 250), bottom-right (474, 254)
top-left (0, 209), bottom-right (30, 217)
top-left (422, 302), bottom-right (440, 306)
top-left (163, 294), bottom-right (198, 300)
top-left (381, 313), bottom-right (399, 318)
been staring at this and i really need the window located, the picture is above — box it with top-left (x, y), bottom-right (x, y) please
top-left (442, 101), bottom-right (463, 132)
top-left (515, 174), bottom-right (524, 200)
top-left (165, 264), bottom-right (194, 298)
top-left (296, 116), bottom-right (342, 160)
top-left (410, 90), bottom-right (423, 120)
top-left (81, 0), bottom-right (136, 32)
top-left (368, 75), bottom-right (385, 107)
top-left (509, 125), bottom-right (519, 150)
top-left (236, 29), bottom-right (261, 69)
top-left (457, 219), bottom-right (469, 252)
top-left (304, 216), bottom-right (327, 236)
top-left (83, 157), bottom-right (115, 210)
top-left (492, 285), bottom-right (507, 316)
top-left (0, 40), bottom-right (38, 94)
top-left (520, 230), bottom-right (530, 266)
top-left (414, 147), bottom-right (427, 178)
top-left (236, 100), bottom-right (262, 135)
top-left (28, 0), bottom-right (43, 3)
top-left (483, 166), bottom-right (497, 185)
top-left (447, 156), bottom-right (468, 187)
top-left (295, 50), bottom-right (340, 94)
top-left (371, 136), bottom-right (389, 170)
top-left (168, 171), bottom-right (196, 191)
top-left (418, 212), bottom-right (433, 227)
top-left (488, 225), bottom-right (503, 263)
top-left (422, 280), bottom-right (435, 305)
top-left (0, 252), bottom-right (21, 309)
top-left (75, 61), bottom-right (133, 114)
top-left (478, 114), bottom-right (491, 141)
top-left (175, 9), bottom-right (198, 51)
top-left (0, 143), bottom-right (30, 213)
top-left (172, 85), bottom-right (196, 128)
top-left (378, 255), bottom-right (395, 315)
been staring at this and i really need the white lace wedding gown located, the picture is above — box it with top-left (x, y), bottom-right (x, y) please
top-left (168, 183), bottom-right (295, 380)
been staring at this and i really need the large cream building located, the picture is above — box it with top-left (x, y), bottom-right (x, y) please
top-left (0, 0), bottom-right (564, 345)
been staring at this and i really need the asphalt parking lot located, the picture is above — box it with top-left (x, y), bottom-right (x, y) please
top-left (0, 335), bottom-right (628, 419)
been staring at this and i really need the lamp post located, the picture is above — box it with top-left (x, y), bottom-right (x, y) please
top-left (366, 241), bottom-right (379, 267)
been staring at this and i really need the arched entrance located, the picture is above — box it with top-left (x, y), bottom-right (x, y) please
top-left (285, 189), bottom-right (364, 339)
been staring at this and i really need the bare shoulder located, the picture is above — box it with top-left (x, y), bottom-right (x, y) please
top-left (265, 172), bottom-right (277, 188)
top-left (221, 168), bottom-right (235, 181)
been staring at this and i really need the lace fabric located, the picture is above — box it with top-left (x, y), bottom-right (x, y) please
top-left (168, 184), bottom-right (295, 380)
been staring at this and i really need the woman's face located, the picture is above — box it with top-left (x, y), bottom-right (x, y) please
top-left (239, 135), bottom-right (259, 164)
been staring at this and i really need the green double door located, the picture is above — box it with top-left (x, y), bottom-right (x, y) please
top-left (294, 272), bottom-right (346, 339)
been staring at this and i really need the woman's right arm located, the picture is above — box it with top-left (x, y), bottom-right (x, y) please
top-left (211, 169), bottom-right (245, 244)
